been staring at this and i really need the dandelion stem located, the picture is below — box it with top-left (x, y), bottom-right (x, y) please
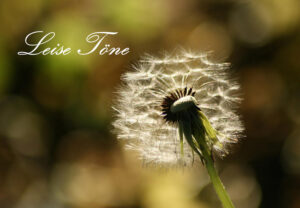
top-left (181, 115), bottom-right (235, 208)
top-left (193, 112), bottom-right (235, 208)
top-left (202, 147), bottom-right (235, 208)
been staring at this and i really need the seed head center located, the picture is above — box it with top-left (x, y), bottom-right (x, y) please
top-left (161, 87), bottom-right (200, 123)
top-left (170, 96), bottom-right (197, 113)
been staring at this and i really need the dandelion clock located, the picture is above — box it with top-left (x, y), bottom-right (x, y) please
top-left (112, 51), bottom-right (244, 208)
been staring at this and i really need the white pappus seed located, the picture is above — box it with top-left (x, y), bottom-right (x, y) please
top-left (112, 51), bottom-right (244, 167)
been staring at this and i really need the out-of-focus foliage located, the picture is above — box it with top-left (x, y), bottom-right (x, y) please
top-left (0, 0), bottom-right (299, 207)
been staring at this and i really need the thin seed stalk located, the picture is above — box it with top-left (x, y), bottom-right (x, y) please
top-left (179, 113), bottom-right (235, 208)
top-left (202, 144), bottom-right (235, 208)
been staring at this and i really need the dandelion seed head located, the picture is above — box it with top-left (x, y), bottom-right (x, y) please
top-left (113, 51), bottom-right (244, 167)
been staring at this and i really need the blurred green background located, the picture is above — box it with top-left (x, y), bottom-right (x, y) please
top-left (0, 0), bottom-right (299, 207)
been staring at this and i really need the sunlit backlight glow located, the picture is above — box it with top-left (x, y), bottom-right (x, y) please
top-left (113, 51), bottom-right (244, 167)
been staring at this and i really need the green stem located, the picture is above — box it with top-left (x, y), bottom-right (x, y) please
top-left (202, 149), bottom-right (235, 208)
top-left (179, 117), bottom-right (235, 208)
